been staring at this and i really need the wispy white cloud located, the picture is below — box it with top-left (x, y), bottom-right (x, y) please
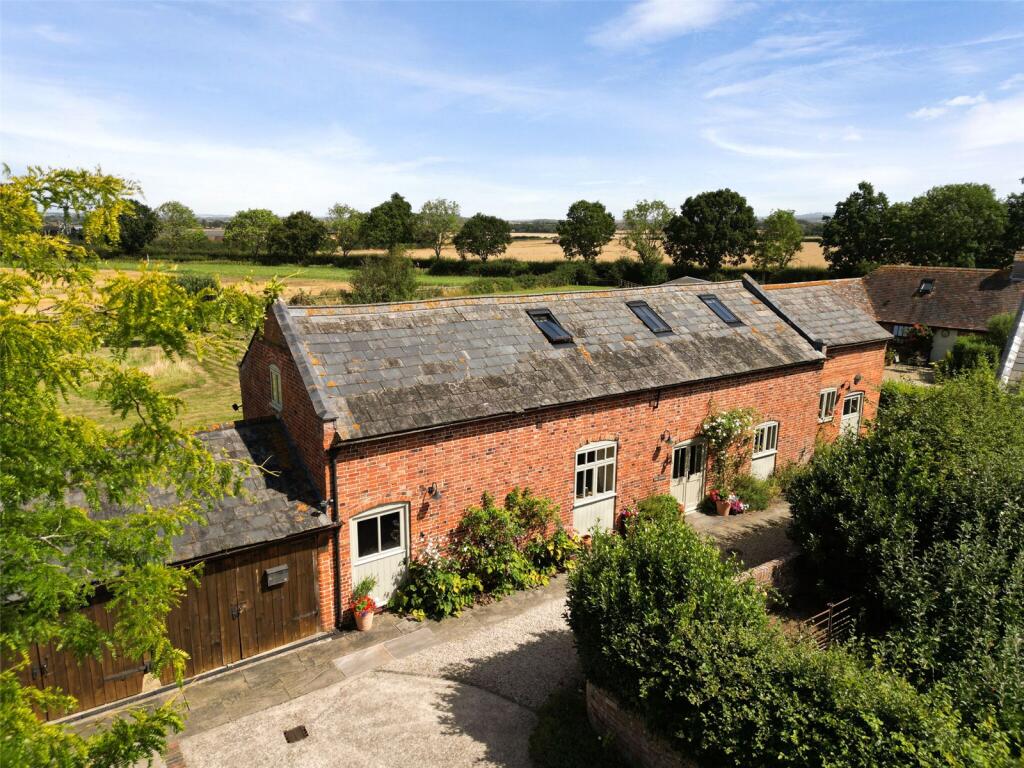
top-left (701, 129), bottom-right (839, 160)
top-left (1000, 73), bottom-right (1024, 90)
top-left (910, 92), bottom-right (987, 119)
top-left (281, 2), bottom-right (316, 24)
top-left (958, 93), bottom-right (1024, 149)
top-left (589, 0), bottom-right (743, 51)
top-left (32, 24), bottom-right (77, 45)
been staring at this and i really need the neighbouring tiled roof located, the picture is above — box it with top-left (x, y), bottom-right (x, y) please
top-left (861, 265), bottom-right (1024, 332)
top-left (275, 282), bottom-right (825, 443)
top-left (763, 279), bottom-right (891, 348)
top-left (91, 420), bottom-right (326, 563)
top-left (998, 297), bottom-right (1024, 388)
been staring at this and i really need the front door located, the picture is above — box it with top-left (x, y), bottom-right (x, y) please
top-left (840, 393), bottom-right (863, 437)
top-left (573, 442), bottom-right (617, 533)
top-left (351, 504), bottom-right (409, 606)
top-left (670, 440), bottom-right (706, 513)
top-left (751, 422), bottom-right (779, 480)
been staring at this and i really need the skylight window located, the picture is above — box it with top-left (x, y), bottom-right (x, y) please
top-left (627, 300), bottom-right (672, 334)
top-left (527, 309), bottom-right (573, 344)
top-left (698, 294), bottom-right (743, 327)
top-left (918, 278), bottom-right (935, 295)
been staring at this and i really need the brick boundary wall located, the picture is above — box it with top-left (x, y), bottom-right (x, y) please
top-left (586, 682), bottom-right (698, 768)
top-left (739, 553), bottom-right (797, 592)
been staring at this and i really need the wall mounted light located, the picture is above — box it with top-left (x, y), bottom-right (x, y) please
top-left (854, 374), bottom-right (863, 385)
top-left (427, 482), bottom-right (443, 501)
top-left (660, 431), bottom-right (673, 444)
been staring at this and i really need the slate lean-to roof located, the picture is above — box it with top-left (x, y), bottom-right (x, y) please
top-left (763, 280), bottom-right (891, 348)
top-left (861, 265), bottom-right (1024, 332)
top-left (92, 420), bottom-right (325, 563)
top-left (274, 280), bottom-right (828, 443)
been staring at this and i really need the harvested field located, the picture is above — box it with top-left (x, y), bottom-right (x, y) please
top-left (364, 237), bottom-right (828, 268)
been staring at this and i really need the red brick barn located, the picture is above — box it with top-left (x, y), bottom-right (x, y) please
top-left (240, 277), bottom-right (888, 610)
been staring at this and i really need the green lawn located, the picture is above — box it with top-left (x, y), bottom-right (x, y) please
top-left (62, 342), bottom-right (245, 431)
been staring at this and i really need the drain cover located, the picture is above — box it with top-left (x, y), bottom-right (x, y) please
top-left (283, 725), bottom-right (309, 743)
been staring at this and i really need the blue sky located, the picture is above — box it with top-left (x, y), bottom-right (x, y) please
top-left (2, 1), bottom-right (1022, 218)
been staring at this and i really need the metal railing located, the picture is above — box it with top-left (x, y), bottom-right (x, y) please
top-left (804, 596), bottom-right (853, 650)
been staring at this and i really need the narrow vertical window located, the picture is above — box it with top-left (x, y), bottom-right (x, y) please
top-left (269, 365), bottom-right (283, 411)
top-left (818, 388), bottom-right (838, 422)
top-left (574, 443), bottom-right (616, 500)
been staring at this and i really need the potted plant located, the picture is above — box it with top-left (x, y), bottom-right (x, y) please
top-left (709, 489), bottom-right (732, 516)
top-left (351, 576), bottom-right (377, 631)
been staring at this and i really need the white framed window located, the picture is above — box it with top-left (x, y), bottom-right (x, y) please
top-left (752, 422), bottom-right (779, 457)
top-left (891, 324), bottom-right (912, 338)
top-left (269, 365), bottom-right (283, 411)
top-left (818, 388), bottom-right (838, 423)
top-left (352, 505), bottom-right (405, 565)
top-left (575, 442), bottom-right (616, 502)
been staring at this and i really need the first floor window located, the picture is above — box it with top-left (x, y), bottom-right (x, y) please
top-left (891, 324), bottom-right (912, 338)
top-left (753, 421), bottom-right (779, 457)
top-left (269, 364), bottom-right (283, 410)
top-left (575, 443), bottom-right (616, 500)
top-left (818, 388), bottom-right (838, 422)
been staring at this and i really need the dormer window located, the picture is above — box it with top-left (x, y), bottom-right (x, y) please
top-left (627, 300), bottom-right (672, 335)
top-left (698, 294), bottom-right (743, 327)
top-left (527, 309), bottom-right (573, 344)
top-left (917, 278), bottom-right (935, 295)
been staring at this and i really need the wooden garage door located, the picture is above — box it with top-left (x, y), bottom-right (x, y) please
top-left (163, 535), bottom-right (322, 682)
top-left (15, 535), bottom-right (322, 720)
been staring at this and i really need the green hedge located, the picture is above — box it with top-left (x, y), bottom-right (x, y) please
top-left (566, 498), bottom-right (1011, 767)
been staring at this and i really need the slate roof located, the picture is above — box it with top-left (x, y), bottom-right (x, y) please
top-left (997, 297), bottom-right (1024, 388)
top-left (861, 265), bottom-right (1024, 332)
top-left (274, 282), bottom-right (825, 443)
top-left (92, 420), bottom-right (326, 563)
top-left (763, 280), bottom-right (891, 348)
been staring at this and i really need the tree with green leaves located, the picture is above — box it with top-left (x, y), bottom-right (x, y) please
top-left (888, 183), bottom-right (1009, 268)
top-left (154, 201), bottom-right (205, 256)
top-left (361, 193), bottom-right (414, 252)
top-left (415, 198), bottom-right (461, 260)
top-left (117, 200), bottom-right (159, 255)
top-left (788, 371), bottom-right (1024, 746)
top-left (452, 213), bottom-right (512, 262)
top-left (753, 209), bottom-right (803, 279)
top-left (556, 200), bottom-right (616, 263)
top-left (1004, 191), bottom-right (1024, 256)
top-left (265, 211), bottom-right (327, 265)
top-left (621, 199), bottom-right (672, 270)
top-left (325, 203), bottom-right (365, 258)
top-left (349, 252), bottom-right (418, 304)
top-left (663, 189), bottom-right (757, 273)
top-left (821, 181), bottom-right (891, 274)
top-left (224, 208), bottom-right (280, 262)
top-left (0, 166), bottom-right (273, 766)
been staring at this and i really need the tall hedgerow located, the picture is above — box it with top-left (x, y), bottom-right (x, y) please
top-left (567, 498), bottom-right (1011, 767)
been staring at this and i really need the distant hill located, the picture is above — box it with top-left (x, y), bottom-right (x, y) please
top-left (795, 212), bottom-right (829, 222)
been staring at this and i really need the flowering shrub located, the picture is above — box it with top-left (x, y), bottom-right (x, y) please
top-left (700, 406), bottom-right (757, 494)
top-left (389, 541), bottom-right (482, 621)
top-left (708, 488), bottom-right (749, 514)
top-left (391, 488), bottom-right (578, 620)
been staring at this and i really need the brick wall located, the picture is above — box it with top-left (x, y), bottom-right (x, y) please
top-left (815, 343), bottom-right (886, 442)
top-left (586, 682), bottom-right (695, 768)
top-left (240, 311), bottom-right (335, 499)
top-left (330, 362), bottom-right (828, 605)
top-left (315, 532), bottom-right (336, 632)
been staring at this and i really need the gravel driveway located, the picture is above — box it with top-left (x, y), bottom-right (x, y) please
top-left (176, 582), bottom-right (577, 768)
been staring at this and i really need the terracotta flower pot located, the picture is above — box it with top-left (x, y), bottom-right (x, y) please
top-left (354, 609), bottom-right (374, 632)
top-left (715, 499), bottom-right (732, 516)
top-left (581, 534), bottom-right (593, 550)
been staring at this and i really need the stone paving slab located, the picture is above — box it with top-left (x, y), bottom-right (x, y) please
top-left (332, 642), bottom-right (394, 678)
top-left (384, 626), bottom-right (437, 659)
